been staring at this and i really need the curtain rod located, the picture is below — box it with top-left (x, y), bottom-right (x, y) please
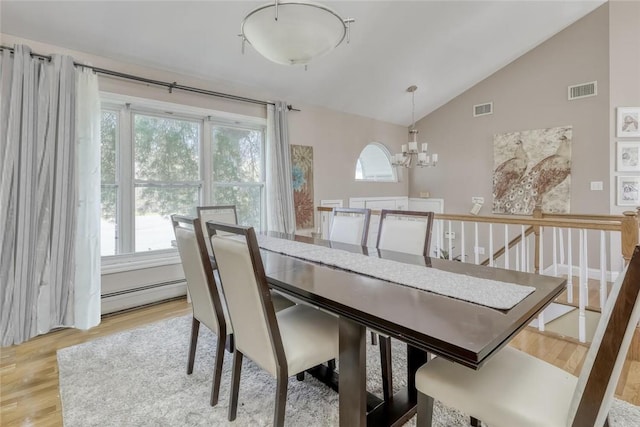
top-left (0, 45), bottom-right (301, 112)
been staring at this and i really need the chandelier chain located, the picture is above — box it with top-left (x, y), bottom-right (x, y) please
top-left (411, 89), bottom-right (416, 131)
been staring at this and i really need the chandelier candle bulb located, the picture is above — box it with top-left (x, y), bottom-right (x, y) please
top-left (422, 143), bottom-right (428, 152)
top-left (418, 152), bottom-right (428, 162)
top-left (402, 144), bottom-right (408, 154)
top-left (432, 154), bottom-right (438, 163)
top-left (425, 155), bottom-right (431, 164)
top-left (409, 141), bottom-right (418, 152)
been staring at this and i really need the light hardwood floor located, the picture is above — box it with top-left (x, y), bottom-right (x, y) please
top-left (1, 298), bottom-right (639, 426)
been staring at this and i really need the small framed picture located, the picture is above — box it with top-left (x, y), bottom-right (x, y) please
top-left (617, 107), bottom-right (640, 137)
top-left (617, 176), bottom-right (640, 206)
top-left (617, 141), bottom-right (640, 171)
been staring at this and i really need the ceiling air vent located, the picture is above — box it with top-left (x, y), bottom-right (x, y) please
top-left (568, 81), bottom-right (597, 100)
top-left (473, 102), bottom-right (493, 117)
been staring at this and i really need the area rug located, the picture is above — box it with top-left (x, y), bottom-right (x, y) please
top-left (58, 315), bottom-right (640, 426)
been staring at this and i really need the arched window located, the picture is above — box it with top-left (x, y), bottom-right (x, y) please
top-left (355, 142), bottom-right (397, 182)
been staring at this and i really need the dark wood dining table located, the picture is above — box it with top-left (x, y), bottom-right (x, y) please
top-left (260, 232), bottom-right (567, 427)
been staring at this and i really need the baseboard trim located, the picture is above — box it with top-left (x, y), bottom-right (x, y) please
top-left (101, 281), bottom-right (187, 314)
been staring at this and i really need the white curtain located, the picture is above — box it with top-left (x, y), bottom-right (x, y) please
top-left (74, 66), bottom-right (101, 330)
top-left (0, 45), bottom-right (101, 346)
top-left (266, 101), bottom-right (296, 234)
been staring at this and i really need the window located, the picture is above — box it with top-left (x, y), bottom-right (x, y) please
top-left (134, 113), bottom-right (201, 252)
top-left (355, 142), bottom-right (397, 182)
top-left (100, 97), bottom-right (265, 258)
top-left (211, 125), bottom-right (265, 229)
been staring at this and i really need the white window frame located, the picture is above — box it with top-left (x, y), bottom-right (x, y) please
top-left (100, 92), bottom-right (267, 270)
top-left (355, 141), bottom-right (398, 182)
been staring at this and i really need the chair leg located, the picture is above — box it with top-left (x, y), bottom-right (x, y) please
top-left (470, 417), bottom-right (481, 426)
top-left (187, 318), bottom-right (200, 375)
top-left (370, 331), bottom-right (378, 345)
top-left (228, 350), bottom-right (243, 421)
top-left (296, 372), bottom-right (305, 381)
top-left (379, 336), bottom-right (393, 402)
top-left (416, 391), bottom-right (434, 427)
top-left (274, 373), bottom-right (288, 427)
top-left (225, 333), bottom-right (235, 353)
top-left (210, 333), bottom-right (226, 406)
top-left (327, 358), bottom-right (336, 371)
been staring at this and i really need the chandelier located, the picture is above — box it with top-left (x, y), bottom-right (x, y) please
top-left (240, 1), bottom-right (355, 66)
top-left (391, 86), bottom-right (439, 168)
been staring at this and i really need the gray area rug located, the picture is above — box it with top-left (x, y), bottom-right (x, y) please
top-left (58, 315), bottom-right (640, 426)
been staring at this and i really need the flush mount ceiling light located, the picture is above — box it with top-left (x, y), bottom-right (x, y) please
top-left (240, 0), bottom-right (355, 66)
top-left (391, 85), bottom-right (439, 168)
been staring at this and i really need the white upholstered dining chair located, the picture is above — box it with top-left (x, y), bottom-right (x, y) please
top-left (414, 245), bottom-right (640, 427)
top-left (376, 209), bottom-right (435, 256)
top-left (328, 207), bottom-right (372, 246)
top-left (171, 214), bottom-right (230, 406)
top-left (197, 205), bottom-right (238, 255)
top-left (207, 221), bottom-right (340, 427)
top-left (198, 205), bottom-right (294, 313)
top-left (375, 209), bottom-right (435, 401)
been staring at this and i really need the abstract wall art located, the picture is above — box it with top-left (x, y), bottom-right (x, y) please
top-left (493, 126), bottom-right (572, 215)
top-left (291, 144), bottom-right (315, 229)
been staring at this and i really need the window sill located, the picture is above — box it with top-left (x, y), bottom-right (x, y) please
top-left (101, 250), bottom-right (182, 275)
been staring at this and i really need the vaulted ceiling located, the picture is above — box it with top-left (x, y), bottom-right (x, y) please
top-left (1, 1), bottom-right (605, 125)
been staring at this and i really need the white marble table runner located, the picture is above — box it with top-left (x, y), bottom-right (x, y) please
top-left (257, 235), bottom-right (535, 310)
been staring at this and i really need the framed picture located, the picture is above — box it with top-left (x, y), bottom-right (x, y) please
top-left (617, 141), bottom-right (640, 171)
top-left (617, 176), bottom-right (640, 206)
top-left (617, 107), bottom-right (640, 137)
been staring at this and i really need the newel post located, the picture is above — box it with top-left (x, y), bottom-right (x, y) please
top-left (533, 205), bottom-right (543, 274)
top-left (621, 209), bottom-right (639, 266)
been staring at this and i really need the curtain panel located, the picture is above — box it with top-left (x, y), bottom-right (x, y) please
top-left (0, 45), bottom-right (101, 346)
top-left (266, 101), bottom-right (296, 234)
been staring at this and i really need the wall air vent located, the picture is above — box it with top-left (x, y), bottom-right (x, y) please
top-left (568, 81), bottom-right (597, 100)
top-left (473, 102), bottom-right (493, 117)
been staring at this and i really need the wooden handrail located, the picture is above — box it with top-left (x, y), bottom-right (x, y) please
top-left (542, 213), bottom-right (625, 222)
top-left (317, 206), bottom-right (621, 230)
top-left (316, 205), bottom-right (640, 265)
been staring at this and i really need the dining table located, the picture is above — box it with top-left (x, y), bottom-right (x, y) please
top-left (259, 232), bottom-right (567, 427)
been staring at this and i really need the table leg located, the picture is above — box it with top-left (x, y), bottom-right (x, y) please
top-left (339, 316), bottom-right (367, 427)
top-left (407, 345), bottom-right (430, 401)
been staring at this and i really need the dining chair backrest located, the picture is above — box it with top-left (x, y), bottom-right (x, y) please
top-left (171, 214), bottom-right (227, 334)
top-left (207, 221), bottom-right (286, 377)
top-left (329, 207), bottom-right (372, 246)
top-left (567, 245), bottom-right (640, 426)
top-left (197, 205), bottom-right (238, 255)
top-left (376, 209), bottom-right (434, 256)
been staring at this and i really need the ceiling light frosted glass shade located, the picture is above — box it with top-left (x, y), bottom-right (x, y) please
top-left (241, 1), bottom-right (347, 65)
